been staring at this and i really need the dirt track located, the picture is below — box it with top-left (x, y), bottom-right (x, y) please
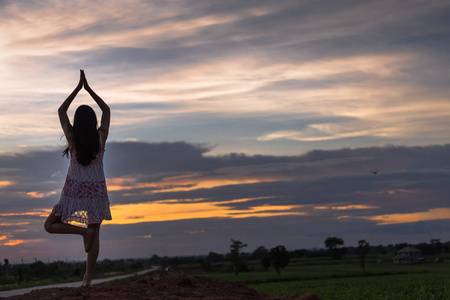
top-left (2, 272), bottom-right (321, 300)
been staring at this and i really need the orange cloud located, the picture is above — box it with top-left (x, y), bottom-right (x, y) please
top-left (0, 222), bottom-right (30, 226)
top-left (0, 181), bottom-right (14, 188)
top-left (106, 177), bottom-right (161, 191)
top-left (106, 175), bottom-right (279, 193)
top-left (26, 191), bottom-right (57, 198)
top-left (107, 197), bottom-right (305, 225)
top-left (2, 239), bottom-right (26, 246)
top-left (315, 204), bottom-right (379, 210)
top-left (361, 208), bottom-right (450, 225)
top-left (153, 178), bottom-right (277, 193)
top-left (0, 210), bottom-right (51, 217)
top-left (0, 238), bottom-right (44, 246)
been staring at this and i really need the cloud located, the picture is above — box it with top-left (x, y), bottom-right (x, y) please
top-left (362, 208), bottom-right (450, 225)
top-left (1, 141), bottom-right (450, 261)
top-left (1, 0), bottom-right (450, 261)
top-left (0, 0), bottom-right (449, 155)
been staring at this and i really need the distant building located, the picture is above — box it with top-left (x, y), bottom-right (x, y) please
top-left (393, 246), bottom-right (424, 264)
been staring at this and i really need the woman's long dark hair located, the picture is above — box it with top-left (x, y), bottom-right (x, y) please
top-left (63, 105), bottom-right (100, 166)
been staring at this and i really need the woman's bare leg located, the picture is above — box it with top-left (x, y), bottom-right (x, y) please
top-left (44, 212), bottom-right (95, 252)
top-left (82, 223), bottom-right (100, 287)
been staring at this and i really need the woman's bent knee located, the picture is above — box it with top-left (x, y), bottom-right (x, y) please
top-left (44, 219), bottom-right (53, 233)
top-left (44, 212), bottom-right (58, 233)
top-left (44, 223), bottom-right (50, 233)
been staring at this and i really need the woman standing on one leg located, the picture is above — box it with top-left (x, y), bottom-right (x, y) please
top-left (44, 70), bottom-right (112, 288)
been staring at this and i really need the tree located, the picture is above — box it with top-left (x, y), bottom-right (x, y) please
top-left (416, 242), bottom-right (434, 255)
top-left (261, 256), bottom-right (271, 271)
top-left (229, 239), bottom-right (247, 275)
top-left (394, 242), bottom-right (410, 251)
top-left (149, 254), bottom-right (161, 266)
top-left (252, 246), bottom-right (271, 271)
top-left (324, 237), bottom-right (344, 259)
top-left (4, 259), bottom-right (9, 277)
top-left (252, 246), bottom-right (269, 260)
top-left (357, 240), bottom-right (370, 271)
top-left (430, 238), bottom-right (443, 254)
top-left (207, 252), bottom-right (224, 262)
top-left (17, 265), bottom-right (24, 285)
top-left (270, 245), bottom-right (290, 275)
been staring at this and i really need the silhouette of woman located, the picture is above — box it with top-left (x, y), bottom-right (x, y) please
top-left (44, 70), bottom-right (111, 287)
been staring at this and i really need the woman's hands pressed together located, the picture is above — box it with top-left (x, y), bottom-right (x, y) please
top-left (81, 69), bottom-right (92, 92)
top-left (76, 69), bottom-right (85, 91)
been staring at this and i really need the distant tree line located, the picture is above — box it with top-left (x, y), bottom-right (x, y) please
top-left (320, 238), bottom-right (449, 259)
top-left (2, 237), bottom-right (449, 285)
top-left (0, 258), bottom-right (151, 287)
top-left (148, 237), bottom-right (450, 275)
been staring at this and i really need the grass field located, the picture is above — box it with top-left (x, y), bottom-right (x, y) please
top-left (181, 255), bottom-right (450, 300)
top-left (3, 254), bottom-right (449, 299)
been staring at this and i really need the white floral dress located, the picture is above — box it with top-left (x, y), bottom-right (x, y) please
top-left (53, 136), bottom-right (112, 224)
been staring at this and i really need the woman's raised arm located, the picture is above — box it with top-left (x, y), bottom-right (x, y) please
top-left (59, 70), bottom-right (84, 144)
top-left (83, 72), bottom-right (110, 145)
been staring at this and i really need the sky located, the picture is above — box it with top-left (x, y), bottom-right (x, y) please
top-left (1, 0), bottom-right (450, 263)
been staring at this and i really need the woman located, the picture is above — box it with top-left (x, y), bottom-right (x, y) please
top-left (44, 70), bottom-right (112, 287)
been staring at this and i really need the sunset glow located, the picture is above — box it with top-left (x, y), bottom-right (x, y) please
top-left (0, 181), bottom-right (14, 188)
top-left (107, 176), bottom-right (278, 193)
top-left (0, 211), bottom-right (51, 217)
top-left (26, 191), bottom-right (57, 198)
top-left (0, 222), bottom-right (30, 226)
top-left (364, 208), bottom-right (450, 225)
top-left (108, 198), bottom-right (304, 225)
top-left (0, 238), bottom-right (44, 247)
top-left (1, 239), bottom-right (26, 246)
top-left (315, 205), bottom-right (379, 211)
top-left (0, 1), bottom-right (449, 261)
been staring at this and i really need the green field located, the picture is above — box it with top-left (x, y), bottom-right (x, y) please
top-left (3, 255), bottom-right (450, 299)
top-left (0, 258), bottom-right (151, 291)
top-left (180, 255), bottom-right (450, 300)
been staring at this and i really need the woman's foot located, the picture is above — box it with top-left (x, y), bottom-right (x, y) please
top-left (83, 228), bottom-right (95, 252)
top-left (80, 275), bottom-right (92, 288)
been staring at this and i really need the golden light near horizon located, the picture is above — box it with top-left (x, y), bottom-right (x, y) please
top-left (26, 191), bottom-right (58, 198)
top-left (314, 204), bottom-right (379, 210)
top-left (107, 197), bottom-right (305, 225)
top-left (106, 175), bottom-right (280, 194)
top-left (0, 239), bottom-right (26, 246)
top-left (0, 181), bottom-right (14, 188)
top-left (0, 222), bottom-right (30, 226)
top-left (0, 211), bottom-right (50, 218)
top-left (0, 237), bottom-right (44, 247)
top-left (362, 208), bottom-right (450, 225)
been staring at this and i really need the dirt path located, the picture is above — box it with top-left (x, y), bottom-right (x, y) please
top-left (0, 267), bottom-right (157, 298)
top-left (0, 271), bottom-right (322, 300)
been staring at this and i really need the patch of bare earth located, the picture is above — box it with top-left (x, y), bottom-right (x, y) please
top-left (3, 272), bottom-right (321, 300)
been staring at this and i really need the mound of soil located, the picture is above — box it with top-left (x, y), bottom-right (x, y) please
top-left (3, 272), bottom-right (321, 300)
